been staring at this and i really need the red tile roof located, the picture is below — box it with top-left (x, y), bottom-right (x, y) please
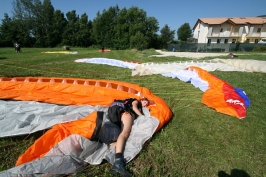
top-left (193, 17), bottom-right (266, 29)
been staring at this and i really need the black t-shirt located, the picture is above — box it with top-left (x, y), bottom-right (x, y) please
top-left (110, 98), bottom-right (143, 119)
top-left (122, 98), bottom-right (143, 119)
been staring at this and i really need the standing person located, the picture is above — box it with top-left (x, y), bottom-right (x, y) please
top-left (101, 45), bottom-right (105, 52)
top-left (14, 42), bottom-right (20, 53)
top-left (107, 97), bottom-right (149, 176)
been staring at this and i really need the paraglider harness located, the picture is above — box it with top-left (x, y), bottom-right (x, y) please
top-left (107, 98), bottom-right (143, 127)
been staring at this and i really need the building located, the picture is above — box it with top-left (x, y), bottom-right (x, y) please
top-left (192, 17), bottom-right (266, 44)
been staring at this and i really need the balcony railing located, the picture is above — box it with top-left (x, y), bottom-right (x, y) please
top-left (246, 32), bottom-right (261, 37)
top-left (208, 32), bottom-right (219, 37)
top-left (230, 32), bottom-right (239, 37)
top-left (219, 31), bottom-right (230, 37)
top-left (208, 31), bottom-right (232, 37)
top-left (260, 32), bottom-right (266, 38)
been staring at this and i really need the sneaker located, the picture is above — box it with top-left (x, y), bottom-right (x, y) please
top-left (110, 158), bottom-right (132, 177)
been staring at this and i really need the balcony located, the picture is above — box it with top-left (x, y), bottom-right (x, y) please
top-left (260, 32), bottom-right (266, 38)
top-left (230, 32), bottom-right (239, 37)
top-left (219, 31), bottom-right (230, 37)
top-left (246, 32), bottom-right (261, 37)
top-left (207, 31), bottom-right (231, 37)
top-left (208, 32), bottom-right (219, 37)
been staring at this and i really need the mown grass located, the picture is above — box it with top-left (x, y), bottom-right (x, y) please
top-left (0, 47), bottom-right (265, 177)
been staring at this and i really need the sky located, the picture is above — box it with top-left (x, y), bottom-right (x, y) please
top-left (0, 0), bottom-right (265, 38)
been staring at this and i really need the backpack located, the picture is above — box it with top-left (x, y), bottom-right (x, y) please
top-left (110, 98), bottom-right (135, 111)
top-left (108, 98), bottom-right (142, 121)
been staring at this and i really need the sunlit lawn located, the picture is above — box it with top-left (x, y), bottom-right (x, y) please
top-left (0, 47), bottom-right (265, 177)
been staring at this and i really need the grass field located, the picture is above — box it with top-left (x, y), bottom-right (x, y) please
top-left (0, 47), bottom-right (265, 177)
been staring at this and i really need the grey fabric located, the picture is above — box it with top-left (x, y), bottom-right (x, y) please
top-left (0, 100), bottom-right (107, 137)
top-left (0, 155), bottom-right (86, 177)
top-left (0, 103), bottom-right (159, 176)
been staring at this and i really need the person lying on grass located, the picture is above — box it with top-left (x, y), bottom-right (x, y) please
top-left (107, 97), bottom-right (149, 177)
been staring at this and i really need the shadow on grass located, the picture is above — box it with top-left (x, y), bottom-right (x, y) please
top-left (218, 169), bottom-right (250, 177)
top-left (0, 57), bottom-right (7, 60)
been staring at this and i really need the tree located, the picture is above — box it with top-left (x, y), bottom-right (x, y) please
top-left (50, 10), bottom-right (67, 47)
top-left (92, 5), bottom-right (119, 48)
top-left (177, 23), bottom-right (192, 42)
top-left (160, 24), bottom-right (175, 49)
top-left (145, 16), bottom-right (159, 48)
top-left (130, 31), bottom-right (148, 50)
top-left (62, 10), bottom-right (79, 46)
top-left (11, 0), bottom-right (36, 47)
top-left (112, 7), bottom-right (130, 49)
top-left (75, 13), bottom-right (93, 47)
top-left (1, 2), bottom-right (160, 48)
top-left (30, 0), bottom-right (55, 47)
top-left (126, 7), bottom-right (147, 38)
top-left (0, 13), bottom-right (15, 46)
top-left (124, 6), bottom-right (159, 49)
top-left (104, 6), bottom-right (159, 50)
top-left (40, 0), bottom-right (55, 47)
top-left (11, 0), bottom-right (55, 47)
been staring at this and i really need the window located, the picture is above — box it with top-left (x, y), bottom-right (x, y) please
top-left (226, 28), bottom-right (231, 31)
top-left (255, 39), bottom-right (259, 43)
top-left (224, 39), bottom-right (228, 43)
top-left (217, 39), bottom-right (221, 43)
top-left (257, 28), bottom-right (261, 33)
top-left (232, 39), bottom-right (236, 43)
top-left (234, 28), bottom-right (239, 33)
top-left (220, 28), bottom-right (223, 32)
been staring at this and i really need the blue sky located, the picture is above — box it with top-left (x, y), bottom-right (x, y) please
top-left (0, 0), bottom-right (265, 38)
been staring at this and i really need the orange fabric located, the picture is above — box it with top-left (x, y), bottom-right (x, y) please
top-left (0, 77), bottom-right (172, 129)
top-left (15, 111), bottom-right (98, 166)
top-left (98, 49), bottom-right (111, 52)
top-left (0, 77), bottom-right (172, 166)
top-left (188, 66), bottom-right (246, 118)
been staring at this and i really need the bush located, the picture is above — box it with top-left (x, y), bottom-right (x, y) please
top-left (253, 46), bottom-right (266, 52)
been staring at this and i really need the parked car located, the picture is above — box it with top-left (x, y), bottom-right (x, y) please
top-left (258, 38), bottom-right (266, 43)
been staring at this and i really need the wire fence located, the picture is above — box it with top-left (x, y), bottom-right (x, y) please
top-left (168, 43), bottom-right (266, 53)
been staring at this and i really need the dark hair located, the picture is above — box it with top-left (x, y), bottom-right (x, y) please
top-left (140, 97), bottom-right (149, 105)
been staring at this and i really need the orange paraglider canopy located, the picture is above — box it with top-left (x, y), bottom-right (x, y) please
top-left (0, 77), bottom-right (172, 166)
top-left (0, 77), bottom-right (172, 129)
top-left (188, 66), bottom-right (247, 118)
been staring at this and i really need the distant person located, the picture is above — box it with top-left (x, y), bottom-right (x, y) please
top-left (101, 46), bottom-right (105, 52)
top-left (14, 42), bottom-right (21, 53)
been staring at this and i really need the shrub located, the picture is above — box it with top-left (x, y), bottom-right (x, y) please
top-left (253, 46), bottom-right (266, 52)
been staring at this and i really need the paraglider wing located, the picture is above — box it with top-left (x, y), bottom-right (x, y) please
top-left (188, 66), bottom-right (248, 118)
top-left (0, 77), bottom-right (172, 176)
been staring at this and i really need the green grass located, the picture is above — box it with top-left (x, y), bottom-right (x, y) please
top-left (0, 47), bottom-right (265, 177)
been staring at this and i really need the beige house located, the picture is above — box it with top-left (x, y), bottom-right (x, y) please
top-left (192, 17), bottom-right (266, 43)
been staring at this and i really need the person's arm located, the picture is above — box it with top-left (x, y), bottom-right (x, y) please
top-left (132, 100), bottom-right (143, 116)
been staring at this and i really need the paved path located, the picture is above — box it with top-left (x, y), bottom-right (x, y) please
top-left (151, 50), bottom-right (231, 59)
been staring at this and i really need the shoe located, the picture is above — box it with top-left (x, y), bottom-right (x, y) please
top-left (110, 158), bottom-right (132, 177)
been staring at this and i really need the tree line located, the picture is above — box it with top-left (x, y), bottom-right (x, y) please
top-left (0, 0), bottom-right (192, 50)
